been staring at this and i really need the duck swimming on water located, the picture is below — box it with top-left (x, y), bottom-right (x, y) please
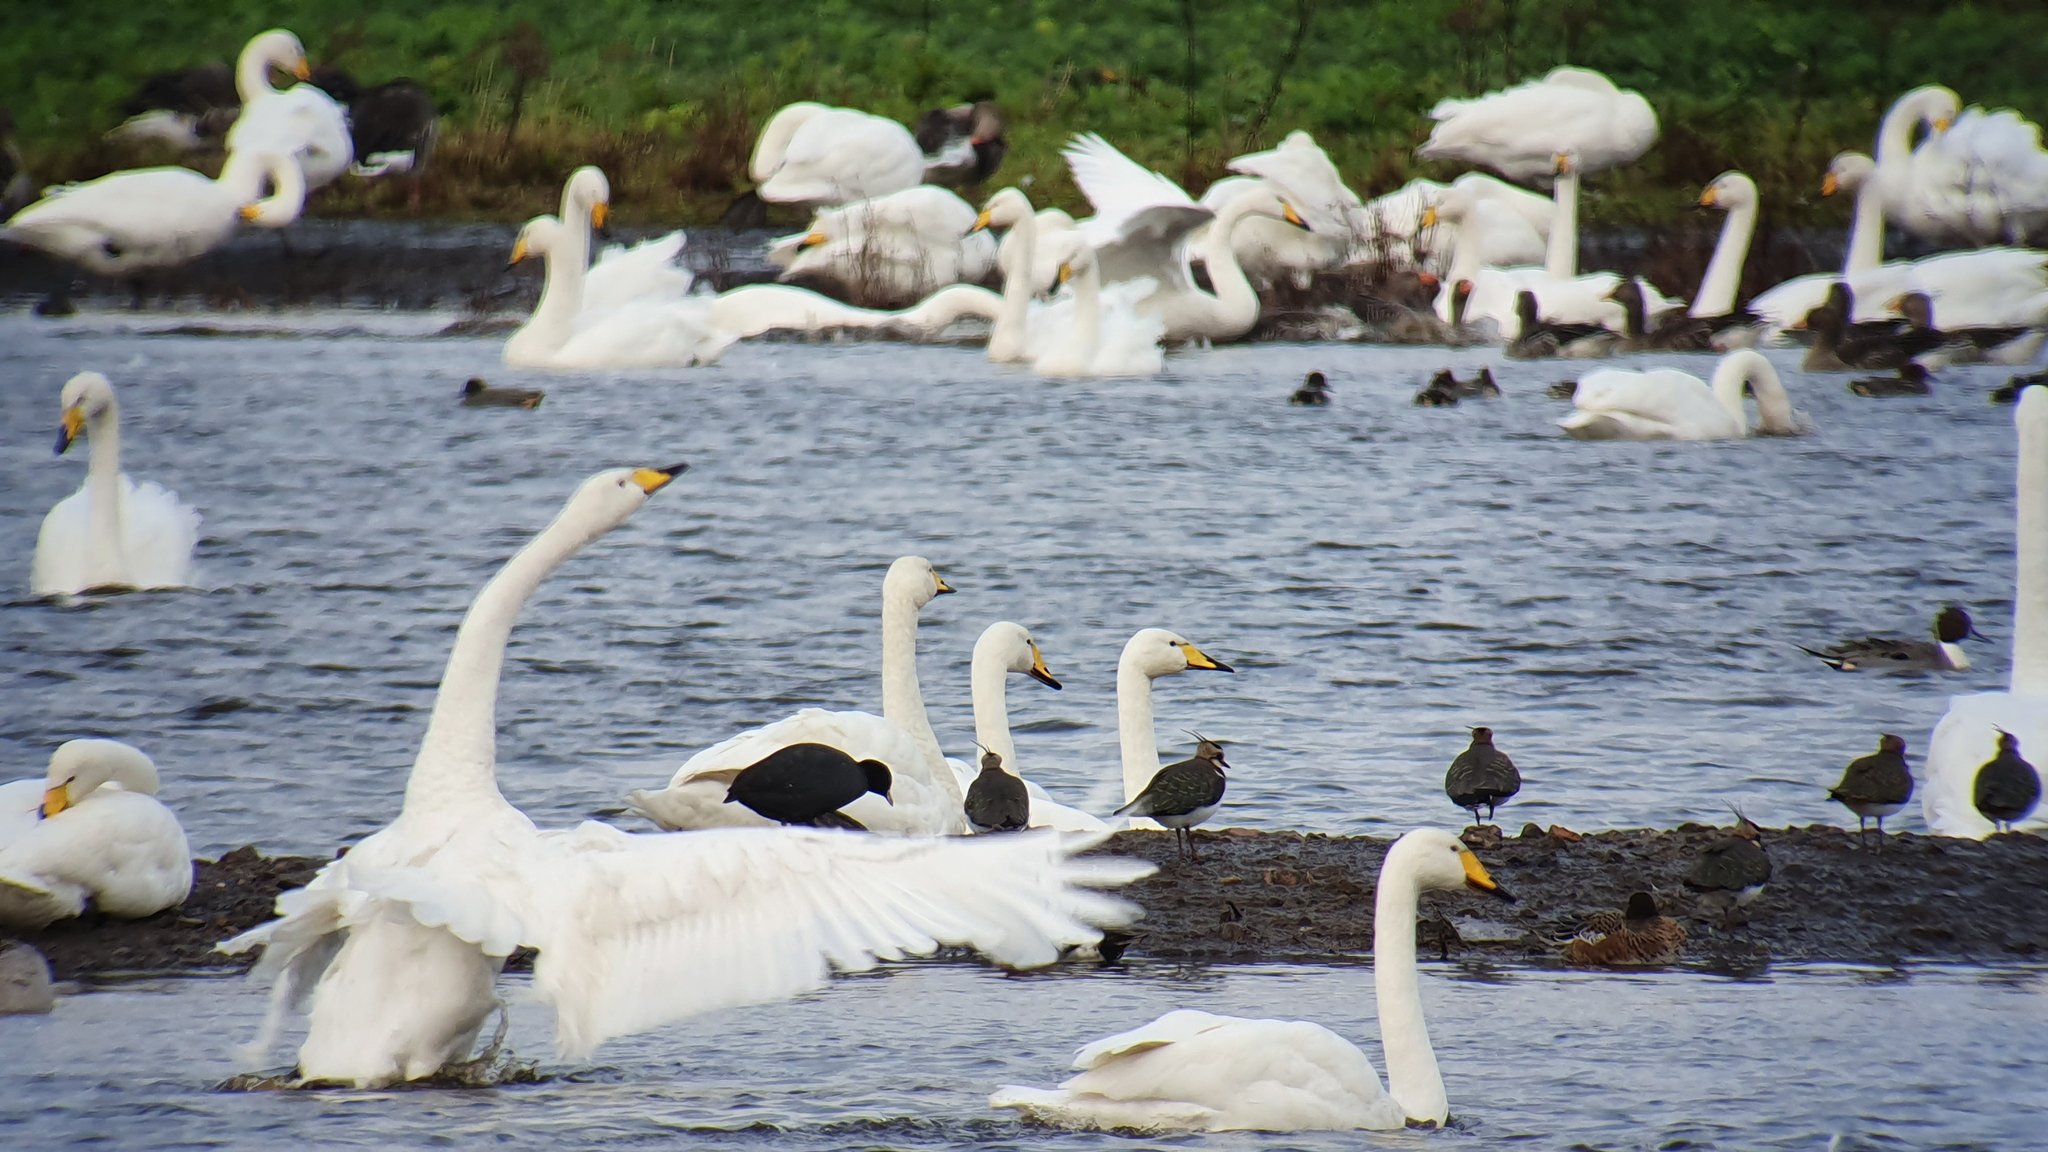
top-left (1798, 605), bottom-right (1983, 672)
top-left (1290, 371), bottom-right (1330, 405)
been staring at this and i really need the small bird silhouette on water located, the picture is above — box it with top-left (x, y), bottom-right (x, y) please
top-left (722, 743), bottom-right (892, 830)
top-left (1562, 892), bottom-right (1687, 967)
top-left (1973, 729), bottom-right (2041, 833)
top-left (1114, 736), bottom-right (1229, 861)
top-left (1445, 727), bottom-right (1520, 828)
top-left (1848, 363), bottom-right (1931, 397)
top-left (1290, 371), bottom-right (1330, 406)
top-left (460, 377), bottom-right (544, 409)
top-left (1798, 606), bottom-right (1983, 672)
top-left (964, 748), bottom-right (1030, 833)
top-left (1827, 733), bottom-right (1913, 851)
top-left (1416, 366), bottom-right (1500, 407)
top-left (1684, 814), bottom-right (1770, 926)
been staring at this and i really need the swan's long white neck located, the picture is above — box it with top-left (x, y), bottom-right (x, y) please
top-left (970, 652), bottom-right (1018, 770)
top-left (1692, 195), bottom-right (1756, 318)
top-left (895, 285), bottom-right (998, 337)
top-left (1544, 168), bottom-right (1580, 281)
top-left (83, 401), bottom-right (126, 586)
top-left (1193, 196), bottom-right (1264, 325)
top-left (404, 501), bottom-right (610, 813)
top-left (516, 225), bottom-right (590, 359)
top-left (236, 46), bottom-right (285, 104)
top-left (1373, 852), bottom-right (1447, 1125)
top-left (880, 589), bottom-right (951, 788)
top-left (1711, 353), bottom-right (1795, 435)
top-left (1070, 258), bottom-right (1103, 367)
top-left (1116, 658), bottom-right (1161, 809)
top-left (2015, 393), bottom-right (2048, 694)
top-left (1842, 172), bottom-right (1885, 275)
top-left (989, 209), bottom-right (1039, 362)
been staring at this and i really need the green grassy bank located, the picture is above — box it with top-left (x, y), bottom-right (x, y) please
top-left (6, 0), bottom-right (2045, 230)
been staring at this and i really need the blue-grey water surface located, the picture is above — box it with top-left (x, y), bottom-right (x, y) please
top-left (2, 309), bottom-right (2043, 1148)
top-left (0, 311), bottom-right (2028, 850)
top-left (8, 961), bottom-right (2047, 1150)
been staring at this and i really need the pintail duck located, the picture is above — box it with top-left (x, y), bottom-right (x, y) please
top-left (1508, 290), bottom-right (1616, 360)
top-left (1114, 736), bottom-right (1228, 861)
top-left (1798, 605), bottom-right (1983, 673)
top-left (1827, 733), bottom-right (1913, 850)
top-left (1445, 726), bottom-right (1520, 828)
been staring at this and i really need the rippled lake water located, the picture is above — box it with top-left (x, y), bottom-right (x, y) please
top-left (0, 310), bottom-right (2030, 850)
top-left (1, 307), bottom-right (2043, 1147)
top-left (6, 961), bottom-right (2046, 1149)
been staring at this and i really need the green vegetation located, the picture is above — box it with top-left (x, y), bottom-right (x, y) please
top-left (7, 0), bottom-right (2047, 229)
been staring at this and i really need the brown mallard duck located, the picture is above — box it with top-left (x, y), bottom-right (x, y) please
top-left (1562, 892), bottom-right (1687, 966)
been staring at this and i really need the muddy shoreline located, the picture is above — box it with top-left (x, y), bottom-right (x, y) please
top-left (0, 219), bottom-right (1857, 317)
top-left (12, 826), bottom-right (2046, 980)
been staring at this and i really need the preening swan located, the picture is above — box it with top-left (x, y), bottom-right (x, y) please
top-left (1113, 629), bottom-right (1235, 829)
top-left (1418, 67), bottom-right (1658, 181)
top-left (1063, 133), bottom-right (1309, 342)
top-left (769, 185), bottom-right (998, 307)
top-left (0, 739), bottom-right (192, 929)
top-left (958, 622), bottom-right (1106, 833)
top-left (1559, 350), bottom-right (1805, 441)
top-left (1923, 386), bottom-right (2048, 837)
top-left (1873, 85), bottom-right (2048, 245)
top-left (503, 168), bottom-right (734, 369)
top-left (627, 556), bottom-right (969, 835)
top-left (224, 29), bottom-right (353, 191)
top-left (991, 828), bottom-right (1512, 1132)
top-left (750, 102), bottom-right (925, 206)
top-left (220, 471), bottom-right (1149, 1087)
top-left (30, 372), bottom-right (201, 597)
top-left (2, 149), bottom-right (303, 276)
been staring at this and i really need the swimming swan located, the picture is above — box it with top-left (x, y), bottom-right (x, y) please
top-left (1923, 386), bottom-right (2048, 836)
top-left (627, 556), bottom-right (968, 835)
top-left (30, 372), bottom-right (201, 597)
top-left (1559, 350), bottom-right (1804, 441)
top-left (220, 469), bottom-right (1148, 1087)
top-left (991, 828), bottom-right (1511, 1131)
top-left (503, 167), bottom-right (734, 369)
top-left (0, 739), bottom-right (192, 929)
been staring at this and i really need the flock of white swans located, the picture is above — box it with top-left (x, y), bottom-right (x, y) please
top-left (5, 25), bottom-right (2048, 1133)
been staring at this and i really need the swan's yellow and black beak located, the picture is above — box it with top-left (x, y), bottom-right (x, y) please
top-left (799, 230), bottom-right (829, 249)
top-left (1820, 172), bottom-right (1839, 198)
top-left (1027, 642), bottom-right (1062, 690)
top-left (969, 208), bottom-right (994, 234)
top-left (1553, 152), bottom-right (1572, 175)
top-left (1460, 848), bottom-right (1514, 901)
top-left (1056, 261), bottom-right (1074, 286)
top-left (1699, 186), bottom-right (1719, 207)
top-left (591, 203), bottom-right (609, 231)
top-left (1420, 206), bottom-right (1439, 229)
top-left (239, 204), bottom-right (263, 221)
top-left (54, 405), bottom-right (85, 455)
top-left (1934, 116), bottom-right (1952, 133)
top-left (293, 59), bottom-right (311, 81)
top-left (933, 570), bottom-right (956, 596)
top-left (509, 237), bottom-right (531, 266)
top-left (1178, 642), bottom-right (1233, 673)
top-left (1280, 200), bottom-right (1308, 230)
top-left (40, 783), bottom-right (69, 819)
top-left (631, 462), bottom-right (688, 494)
